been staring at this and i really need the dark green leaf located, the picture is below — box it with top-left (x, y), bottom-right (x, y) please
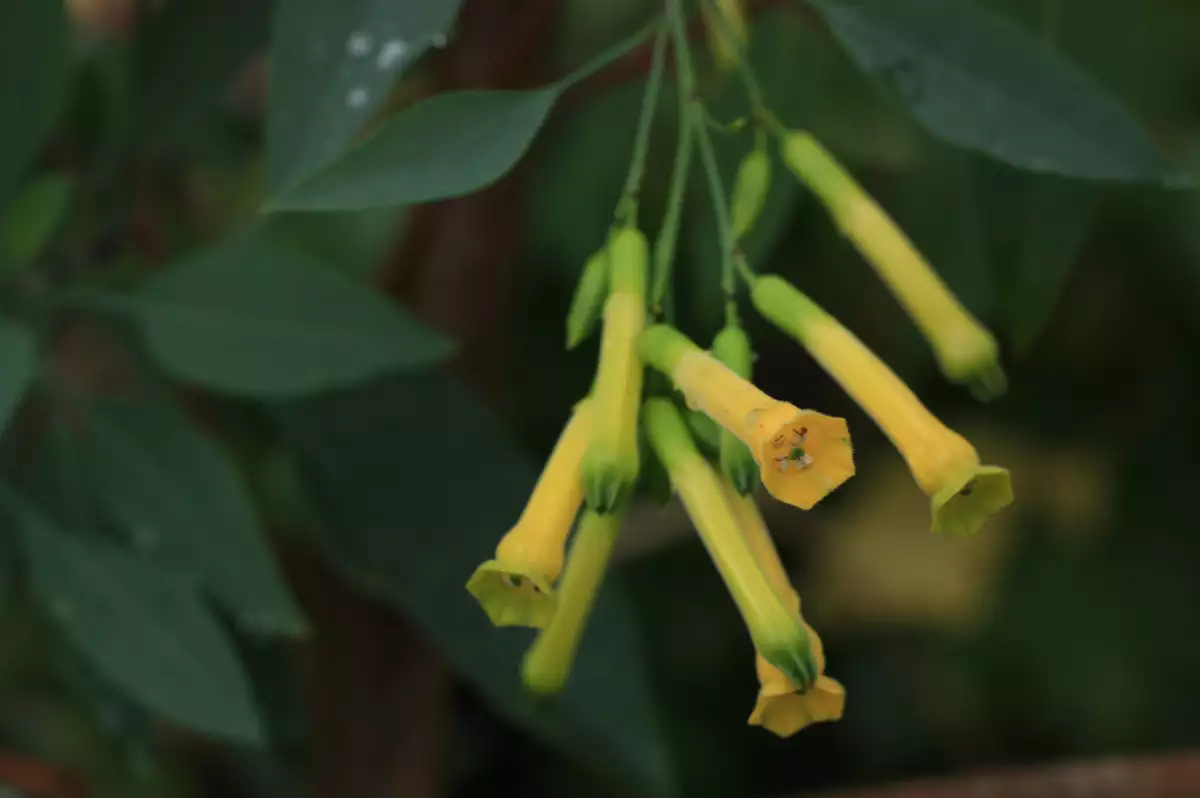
top-left (1, 174), bottom-right (72, 269)
top-left (891, 144), bottom-right (995, 318)
top-left (0, 317), bottom-right (37, 436)
top-left (274, 369), bottom-right (675, 795)
top-left (134, 0), bottom-right (273, 143)
top-left (810, 0), bottom-right (1185, 184)
top-left (267, 0), bottom-right (463, 193)
top-left (80, 397), bottom-right (306, 636)
top-left (124, 235), bottom-right (452, 397)
top-left (1, 487), bottom-right (263, 744)
top-left (0, 0), bottom-right (69, 203)
top-left (269, 88), bottom-right (560, 211)
top-left (1004, 176), bottom-right (1098, 353)
top-left (260, 206), bottom-right (406, 280)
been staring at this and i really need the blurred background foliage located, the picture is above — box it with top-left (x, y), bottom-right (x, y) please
top-left (2, 0), bottom-right (1200, 797)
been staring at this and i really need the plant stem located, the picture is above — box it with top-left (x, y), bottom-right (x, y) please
top-left (668, 0), bottom-right (737, 306)
top-left (616, 22), bottom-right (669, 227)
top-left (651, 89), bottom-right (694, 316)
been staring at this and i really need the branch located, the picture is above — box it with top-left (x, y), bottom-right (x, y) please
top-left (801, 751), bottom-right (1200, 798)
top-left (566, 0), bottom-right (818, 103)
top-left (0, 752), bottom-right (88, 798)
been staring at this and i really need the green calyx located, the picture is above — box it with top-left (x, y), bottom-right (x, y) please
top-left (730, 145), bottom-right (771, 240)
top-left (749, 274), bottom-right (825, 342)
top-left (639, 323), bottom-right (700, 376)
top-left (756, 625), bottom-right (819, 692)
top-left (712, 323), bottom-right (759, 494)
top-left (779, 130), bottom-right (858, 217)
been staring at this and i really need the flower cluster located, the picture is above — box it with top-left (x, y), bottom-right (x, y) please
top-left (468, 40), bottom-right (1012, 734)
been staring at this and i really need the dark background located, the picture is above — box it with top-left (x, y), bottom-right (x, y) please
top-left (2, 1), bottom-right (1200, 797)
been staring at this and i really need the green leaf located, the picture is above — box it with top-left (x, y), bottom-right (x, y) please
top-left (274, 370), bottom-right (675, 795)
top-left (1002, 175), bottom-right (1098, 353)
top-left (134, 0), bottom-right (273, 144)
top-left (891, 144), bottom-right (995, 318)
top-left (1, 174), bottom-right (72, 269)
top-left (267, 24), bottom-right (653, 212)
top-left (1, 487), bottom-right (263, 744)
top-left (79, 397), bottom-right (307, 636)
top-left (0, 0), bottom-right (69, 204)
top-left (268, 88), bottom-right (560, 211)
top-left (123, 235), bottom-right (452, 397)
top-left (810, 0), bottom-right (1185, 184)
top-left (0, 316), bottom-right (37, 437)
top-left (267, 0), bottom-right (463, 194)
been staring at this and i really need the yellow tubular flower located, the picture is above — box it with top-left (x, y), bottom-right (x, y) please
top-left (466, 398), bottom-right (594, 628)
top-left (522, 510), bottom-right (622, 695)
top-left (722, 482), bottom-right (845, 736)
top-left (640, 324), bottom-right (854, 510)
top-left (582, 226), bottom-right (647, 513)
top-left (643, 398), bottom-right (818, 690)
top-left (781, 131), bottom-right (1007, 400)
top-left (751, 275), bottom-right (1013, 537)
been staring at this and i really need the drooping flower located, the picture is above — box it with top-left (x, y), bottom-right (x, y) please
top-left (522, 510), bottom-right (623, 695)
top-left (722, 482), bottom-right (846, 736)
top-left (582, 226), bottom-right (647, 513)
top-left (643, 397), bottom-right (818, 689)
top-left (467, 398), bottom-right (594, 628)
top-left (640, 324), bottom-right (854, 510)
top-left (752, 275), bottom-right (1013, 536)
top-left (781, 130), bottom-right (1006, 400)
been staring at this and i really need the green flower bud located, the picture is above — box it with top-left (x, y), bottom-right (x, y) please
top-left (565, 244), bottom-right (610, 350)
top-left (730, 146), bottom-right (771, 240)
top-left (711, 323), bottom-right (760, 494)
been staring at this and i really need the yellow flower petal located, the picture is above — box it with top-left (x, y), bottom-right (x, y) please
top-left (749, 670), bottom-right (846, 738)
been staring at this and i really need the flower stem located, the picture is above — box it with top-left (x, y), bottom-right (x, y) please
top-left (650, 80), bottom-right (694, 317)
top-left (616, 21), bottom-right (669, 228)
top-left (668, 0), bottom-right (737, 306)
top-left (698, 0), bottom-right (777, 130)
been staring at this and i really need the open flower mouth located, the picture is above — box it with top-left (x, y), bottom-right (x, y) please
top-left (749, 405), bottom-right (855, 510)
top-left (931, 465), bottom-right (1014, 537)
top-left (467, 561), bottom-right (557, 629)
